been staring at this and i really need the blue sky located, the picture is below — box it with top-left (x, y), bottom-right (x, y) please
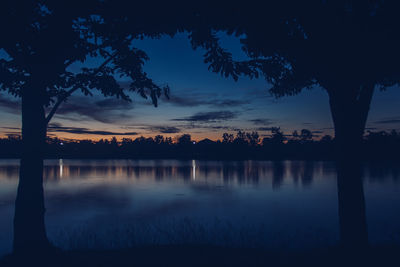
top-left (0, 33), bottom-right (399, 140)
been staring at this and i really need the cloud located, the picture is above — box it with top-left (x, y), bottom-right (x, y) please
top-left (0, 95), bottom-right (20, 114)
top-left (178, 124), bottom-right (240, 132)
top-left (172, 111), bottom-right (237, 122)
top-left (374, 118), bottom-right (400, 124)
top-left (217, 99), bottom-right (250, 107)
top-left (0, 94), bottom-right (135, 124)
top-left (126, 123), bottom-right (238, 134)
top-left (48, 123), bottom-right (137, 136)
top-left (148, 126), bottom-right (181, 134)
top-left (5, 133), bottom-right (20, 138)
top-left (249, 118), bottom-right (273, 125)
top-left (53, 96), bottom-right (134, 124)
top-left (257, 127), bottom-right (278, 131)
top-left (0, 126), bottom-right (20, 130)
top-left (0, 127), bottom-right (21, 137)
top-left (169, 97), bottom-right (248, 107)
top-left (94, 98), bottom-right (133, 109)
top-left (163, 91), bottom-right (249, 108)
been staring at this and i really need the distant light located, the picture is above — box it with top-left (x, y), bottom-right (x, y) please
top-left (60, 142), bottom-right (64, 145)
top-left (193, 141), bottom-right (196, 145)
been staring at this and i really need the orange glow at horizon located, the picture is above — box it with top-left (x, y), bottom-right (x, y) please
top-left (0, 132), bottom-right (225, 142)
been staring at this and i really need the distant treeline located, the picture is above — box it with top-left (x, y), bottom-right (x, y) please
top-left (1, 129), bottom-right (399, 160)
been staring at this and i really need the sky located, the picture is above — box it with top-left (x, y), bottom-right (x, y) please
top-left (0, 33), bottom-right (400, 141)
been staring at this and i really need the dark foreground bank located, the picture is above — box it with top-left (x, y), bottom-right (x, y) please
top-left (1, 245), bottom-right (400, 267)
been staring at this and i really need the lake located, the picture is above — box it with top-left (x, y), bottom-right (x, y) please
top-left (0, 159), bottom-right (400, 256)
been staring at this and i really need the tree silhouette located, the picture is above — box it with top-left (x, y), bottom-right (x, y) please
top-left (0, 0), bottom-right (222, 255)
top-left (190, 2), bottom-right (400, 248)
top-left (2, 0), bottom-right (396, 257)
top-left (270, 127), bottom-right (285, 145)
top-left (300, 129), bottom-right (313, 142)
top-left (194, 1), bottom-right (400, 157)
top-left (177, 134), bottom-right (192, 145)
top-left (0, 1), bottom-right (250, 254)
top-left (222, 133), bottom-right (234, 143)
top-left (0, 0), bottom-right (178, 254)
top-left (246, 131), bottom-right (260, 146)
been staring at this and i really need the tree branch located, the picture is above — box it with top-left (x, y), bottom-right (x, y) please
top-left (45, 51), bottom-right (119, 125)
top-left (357, 84), bottom-right (374, 131)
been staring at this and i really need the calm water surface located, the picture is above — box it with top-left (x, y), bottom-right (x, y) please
top-left (0, 159), bottom-right (399, 256)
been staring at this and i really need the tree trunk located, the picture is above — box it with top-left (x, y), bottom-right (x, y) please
top-left (328, 85), bottom-right (374, 250)
top-left (328, 85), bottom-right (374, 159)
top-left (13, 87), bottom-right (51, 255)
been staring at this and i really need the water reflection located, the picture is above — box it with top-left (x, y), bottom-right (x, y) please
top-left (0, 160), bottom-right (400, 256)
top-left (192, 160), bottom-right (196, 180)
top-left (59, 159), bottom-right (63, 178)
top-left (0, 160), bottom-right (334, 188)
top-left (336, 161), bottom-right (368, 248)
top-left (0, 159), bottom-right (399, 189)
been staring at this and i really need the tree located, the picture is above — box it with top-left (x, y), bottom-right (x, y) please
top-left (154, 135), bottom-right (164, 145)
top-left (320, 135), bottom-right (333, 143)
top-left (246, 131), bottom-right (260, 146)
top-left (0, 0), bottom-right (238, 256)
top-left (177, 134), bottom-right (192, 145)
top-left (270, 127), bottom-right (285, 145)
top-left (190, 3), bottom-right (398, 247)
top-left (0, 0), bottom-right (253, 160)
top-left (193, 0), bottom-right (400, 157)
top-left (1, 0), bottom-right (232, 255)
top-left (292, 130), bottom-right (300, 141)
top-left (300, 129), bottom-right (312, 142)
top-left (213, 1), bottom-right (391, 247)
top-left (222, 133), bottom-right (234, 143)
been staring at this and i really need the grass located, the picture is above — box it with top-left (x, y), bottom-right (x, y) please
top-left (2, 244), bottom-right (400, 267)
top-left (48, 217), bottom-right (336, 251)
top-left (1, 218), bottom-right (399, 266)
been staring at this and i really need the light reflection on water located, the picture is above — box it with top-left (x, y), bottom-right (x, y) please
top-left (0, 159), bottom-right (399, 255)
